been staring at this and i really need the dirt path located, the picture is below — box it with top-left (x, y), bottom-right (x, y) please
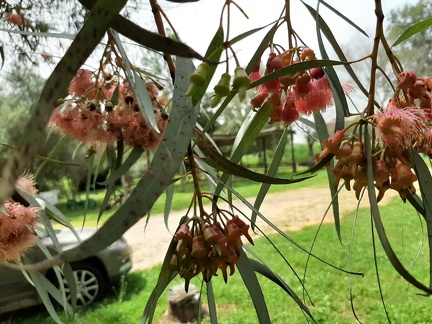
top-left (124, 187), bottom-right (396, 270)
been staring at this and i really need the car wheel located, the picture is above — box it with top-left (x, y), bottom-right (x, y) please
top-left (63, 263), bottom-right (107, 307)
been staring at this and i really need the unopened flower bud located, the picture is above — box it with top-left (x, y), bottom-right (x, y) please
top-left (232, 67), bottom-right (251, 101)
top-left (211, 73), bottom-right (231, 107)
top-left (184, 63), bottom-right (210, 97)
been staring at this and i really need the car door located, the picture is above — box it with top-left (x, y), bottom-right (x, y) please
top-left (0, 247), bottom-right (43, 314)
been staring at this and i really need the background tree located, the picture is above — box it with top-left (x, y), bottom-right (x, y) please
top-left (388, 0), bottom-right (432, 76)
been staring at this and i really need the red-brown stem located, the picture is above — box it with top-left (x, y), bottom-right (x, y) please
top-left (365, 0), bottom-right (385, 116)
top-left (149, 0), bottom-right (176, 83)
top-left (285, 0), bottom-right (293, 49)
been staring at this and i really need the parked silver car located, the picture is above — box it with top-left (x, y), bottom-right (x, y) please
top-left (0, 227), bottom-right (133, 315)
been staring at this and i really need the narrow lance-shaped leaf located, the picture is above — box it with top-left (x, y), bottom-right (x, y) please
top-left (192, 26), bottom-right (224, 106)
top-left (410, 148), bottom-right (432, 288)
top-left (212, 101), bottom-right (271, 201)
top-left (99, 146), bottom-right (144, 185)
top-left (364, 127), bottom-right (432, 294)
top-left (0, 0), bottom-right (128, 204)
top-left (201, 21), bottom-right (280, 136)
top-left (313, 113), bottom-right (341, 242)
top-left (112, 31), bottom-right (159, 133)
top-left (164, 183), bottom-right (175, 232)
top-left (206, 281), bottom-right (218, 324)
top-left (318, 0), bottom-right (369, 37)
top-left (312, 1), bottom-right (350, 123)
top-left (244, 248), bottom-right (314, 320)
top-left (236, 249), bottom-right (271, 323)
top-left (141, 234), bottom-right (179, 323)
top-left (196, 135), bottom-right (312, 185)
top-left (251, 128), bottom-right (289, 229)
top-left (392, 16), bottom-right (432, 47)
top-left (301, 0), bottom-right (371, 101)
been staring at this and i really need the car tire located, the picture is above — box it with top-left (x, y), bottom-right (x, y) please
top-left (51, 262), bottom-right (107, 308)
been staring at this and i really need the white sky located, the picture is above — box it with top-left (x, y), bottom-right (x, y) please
top-left (161, 0), bottom-right (414, 66)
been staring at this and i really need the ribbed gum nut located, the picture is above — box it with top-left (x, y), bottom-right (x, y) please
top-left (211, 73), bottom-right (232, 107)
top-left (231, 216), bottom-right (254, 244)
top-left (175, 223), bottom-right (192, 241)
top-left (226, 220), bottom-right (242, 240)
top-left (232, 67), bottom-right (251, 101)
top-left (203, 224), bottom-right (224, 245)
top-left (336, 142), bottom-right (353, 160)
top-left (397, 69), bottom-right (417, 90)
top-left (395, 160), bottom-right (417, 188)
top-left (425, 77), bottom-right (432, 91)
top-left (300, 47), bottom-right (316, 61)
top-left (251, 91), bottom-right (269, 109)
top-left (184, 63), bottom-right (210, 97)
top-left (331, 160), bottom-right (344, 190)
top-left (346, 142), bottom-right (364, 178)
top-left (353, 166), bottom-right (368, 200)
top-left (191, 235), bottom-right (209, 259)
top-left (317, 130), bottom-right (345, 161)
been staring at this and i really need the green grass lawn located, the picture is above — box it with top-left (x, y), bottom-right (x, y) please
top-left (12, 193), bottom-right (432, 323)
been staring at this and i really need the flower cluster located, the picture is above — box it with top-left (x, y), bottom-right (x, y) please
top-left (0, 174), bottom-right (40, 264)
top-left (315, 69), bottom-right (432, 203)
top-left (250, 47), bottom-right (347, 125)
top-left (321, 130), bottom-right (417, 202)
top-left (171, 212), bottom-right (253, 288)
top-left (2, 11), bottom-right (28, 27)
top-left (50, 69), bottom-right (169, 151)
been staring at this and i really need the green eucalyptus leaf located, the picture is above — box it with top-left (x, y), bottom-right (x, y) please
top-left (251, 128), bottom-right (289, 228)
top-left (164, 183), bottom-right (175, 232)
top-left (229, 20), bottom-right (278, 46)
top-left (17, 187), bottom-right (81, 241)
top-left (212, 100), bottom-right (271, 200)
top-left (236, 249), bottom-right (271, 324)
top-left (0, 0), bottom-right (128, 204)
top-left (364, 128), bottom-right (432, 294)
top-left (22, 260), bottom-right (64, 324)
top-left (302, 0), bottom-right (371, 100)
top-left (112, 32), bottom-right (159, 133)
top-left (311, 2), bottom-right (350, 122)
top-left (246, 256), bottom-right (314, 320)
top-left (405, 191), bottom-right (425, 217)
top-left (318, 1), bottom-right (368, 37)
top-left (249, 59), bottom-right (345, 90)
top-left (313, 113), bottom-right (341, 242)
top-left (99, 146), bottom-right (144, 185)
top-left (141, 238), bottom-right (178, 323)
top-left (192, 26), bottom-right (224, 106)
top-left (0, 27), bottom-right (75, 39)
top-left (297, 117), bottom-right (316, 131)
top-left (201, 21), bottom-right (279, 136)
top-left (197, 136), bottom-right (311, 184)
top-left (206, 281), bottom-right (218, 324)
top-left (410, 148), bottom-right (432, 286)
top-left (393, 16), bottom-right (432, 47)
top-left (0, 44), bottom-right (4, 69)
